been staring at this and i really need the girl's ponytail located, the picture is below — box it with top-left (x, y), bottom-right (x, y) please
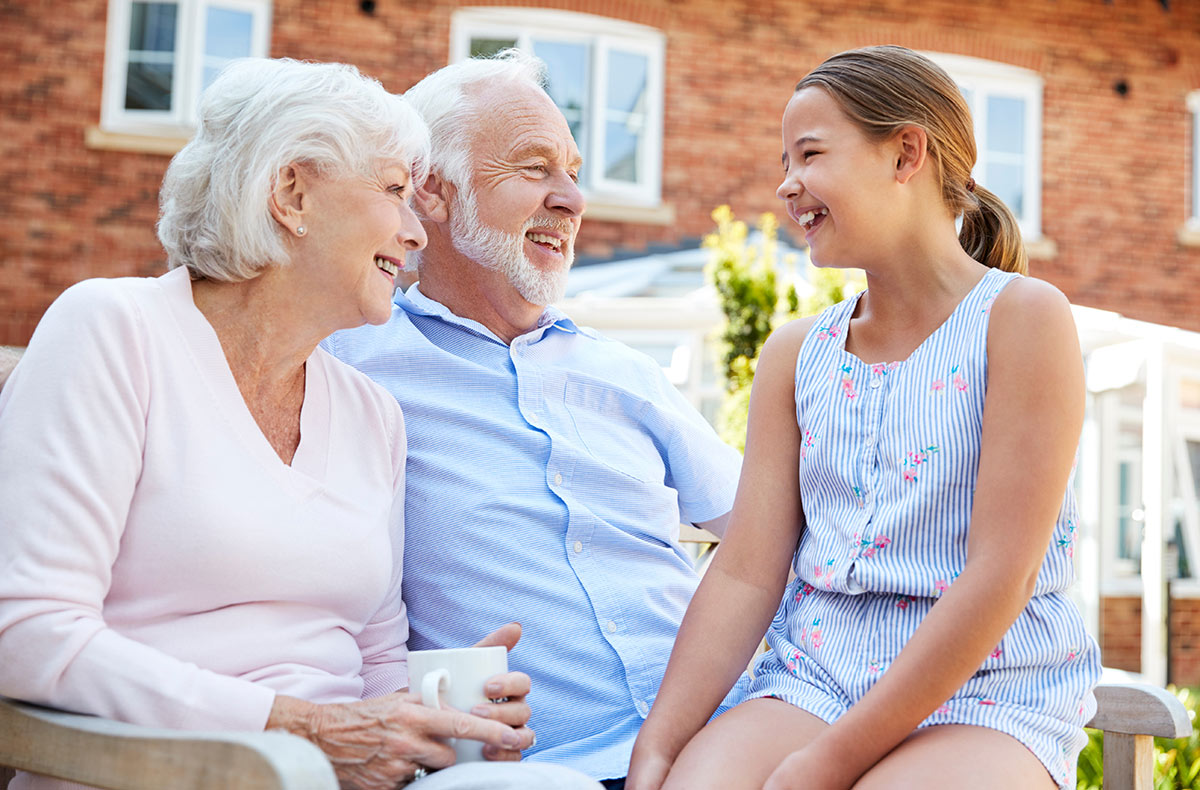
top-left (958, 183), bottom-right (1028, 275)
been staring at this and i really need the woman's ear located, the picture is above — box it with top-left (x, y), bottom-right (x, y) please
top-left (893, 125), bottom-right (929, 185)
top-left (414, 172), bottom-right (452, 224)
top-left (268, 163), bottom-right (309, 236)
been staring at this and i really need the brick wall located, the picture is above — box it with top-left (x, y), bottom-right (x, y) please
top-left (1101, 594), bottom-right (1200, 686)
top-left (2, 0), bottom-right (1199, 344)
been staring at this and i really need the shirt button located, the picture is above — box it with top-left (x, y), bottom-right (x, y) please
top-left (635, 700), bottom-right (649, 717)
top-left (870, 377), bottom-right (882, 388)
top-left (607, 620), bottom-right (618, 634)
top-left (554, 472), bottom-right (563, 486)
top-left (573, 540), bottom-right (583, 554)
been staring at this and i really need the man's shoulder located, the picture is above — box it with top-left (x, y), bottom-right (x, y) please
top-left (322, 306), bottom-right (420, 367)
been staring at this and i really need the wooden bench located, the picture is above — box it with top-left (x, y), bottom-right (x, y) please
top-left (0, 681), bottom-right (1191, 789)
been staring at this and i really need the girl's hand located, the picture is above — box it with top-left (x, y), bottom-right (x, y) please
top-left (267, 693), bottom-right (531, 790)
top-left (763, 744), bottom-right (856, 790)
top-left (624, 745), bottom-right (673, 790)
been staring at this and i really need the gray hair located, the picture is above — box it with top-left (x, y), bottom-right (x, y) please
top-left (157, 57), bottom-right (430, 281)
top-left (404, 49), bottom-right (547, 191)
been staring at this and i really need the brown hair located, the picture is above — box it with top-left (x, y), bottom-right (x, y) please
top-left (796, 45), bottom-right (1027, 275)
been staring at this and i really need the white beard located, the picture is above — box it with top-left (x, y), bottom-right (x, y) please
top-left (449, 185), bottom-right (575, 307)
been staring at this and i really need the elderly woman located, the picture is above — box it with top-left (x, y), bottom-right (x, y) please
top-left (0, 58), bottom-right (597, 790)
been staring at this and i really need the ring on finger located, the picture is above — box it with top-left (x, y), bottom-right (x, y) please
top-left (489, 696), bottom-right (511, 704)
top-left (412, 766), bottom-right (428, 782)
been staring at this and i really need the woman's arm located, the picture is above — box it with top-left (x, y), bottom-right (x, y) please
top-left (764, 278), bottom-right (1085, 790)
top-left (627, 318), bottom-right (814, 790)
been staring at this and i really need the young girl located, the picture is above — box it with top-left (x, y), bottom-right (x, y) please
top-left (626, 46), bottom-right (1100, 790)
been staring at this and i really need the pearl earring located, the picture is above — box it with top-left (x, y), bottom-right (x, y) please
top-left (296, 226), bottom-right (307, 237)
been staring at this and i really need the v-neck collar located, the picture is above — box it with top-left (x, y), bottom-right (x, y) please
top-left (159, 267), bottom-right (329, 497)
top-left (837, 267), bottom-right (1002, 368)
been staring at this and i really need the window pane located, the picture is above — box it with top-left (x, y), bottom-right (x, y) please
top-left (125, 2), bottom-right (177, 110)
top-left (470, 38), bottom-right (517, 58)
top-left (605, 120), bottom-right (640, 182)
top-left (986, 95), bottom-right (1025, 155)
top-left (202, 7), bottom-right (255, 90)
top-left (533, 40), bottom-right (589, 121)
top-left (533, 39), bottom-right (589, 177)
top-left (607, 50), bottom-right (647, 115)
top-left (1118, 461), bottom-right (1142, 563)
top-left (984, 161), bottom-right (1024, 218)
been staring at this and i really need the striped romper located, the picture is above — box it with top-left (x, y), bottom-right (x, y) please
top-left (725, 267), bottom-right (1101, 788)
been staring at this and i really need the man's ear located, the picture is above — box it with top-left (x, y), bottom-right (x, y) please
top-left (893, 125), bottom-right (929, 185)
top-left (268, 163), bottom-right (308, 235)
top-left (414, 172), bottom-right (452, 224)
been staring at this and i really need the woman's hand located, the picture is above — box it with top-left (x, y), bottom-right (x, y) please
top-left (267, 692), bottom-right (531, 790)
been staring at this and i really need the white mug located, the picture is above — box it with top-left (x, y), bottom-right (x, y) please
top-left (407, 645), bottom-right (509, 763)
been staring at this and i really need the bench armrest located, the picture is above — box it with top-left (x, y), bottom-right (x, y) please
top-left (0, 696), bottom-right (337, 790)
top-left (1087, 683), bottom-right (1191, 738)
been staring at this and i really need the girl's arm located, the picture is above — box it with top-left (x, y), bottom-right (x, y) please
top-left (627, 317), bottom-right (814, 790)
top-left (765, 278), bottom-right (1085, 790)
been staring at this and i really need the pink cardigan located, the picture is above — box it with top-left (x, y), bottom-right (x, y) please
top-left (0, 268), bottom-right (408, 745)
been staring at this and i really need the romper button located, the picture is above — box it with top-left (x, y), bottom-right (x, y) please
top-left (870, 377), bottom-right (882, 388)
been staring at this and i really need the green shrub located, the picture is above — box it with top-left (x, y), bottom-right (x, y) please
top-left (1077, 685), bottom-right (1200, 789)
top-left (704, 206), bottom-right (862, 451)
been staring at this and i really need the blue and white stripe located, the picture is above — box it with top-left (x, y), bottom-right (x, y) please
top-left (324, 285), bottom-right (742, 781)
top-left (729, 268), bottom-right (1100, 789)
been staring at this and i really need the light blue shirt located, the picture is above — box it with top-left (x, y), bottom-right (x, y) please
top-left (323, 286), bottom-right (741, 780)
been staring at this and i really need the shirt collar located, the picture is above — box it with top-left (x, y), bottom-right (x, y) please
top-left (396, 283), bottom-right (579, 343)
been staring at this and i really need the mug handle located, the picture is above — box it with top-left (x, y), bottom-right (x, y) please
top-left (420, 668), bottom-right (451, 709)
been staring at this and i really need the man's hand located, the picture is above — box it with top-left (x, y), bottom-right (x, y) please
top-left (470, 622), bottom-right (534, 761)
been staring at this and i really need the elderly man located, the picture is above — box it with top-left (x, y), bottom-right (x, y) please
top-left (323, 51), bottom-right (742, 788)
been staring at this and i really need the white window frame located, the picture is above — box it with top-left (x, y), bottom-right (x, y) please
top-left (927, 53), bottom-right (1044, 241)
top-left (101, 0), bottom-right (271, 138)
top-left (1189, 90), bottom-right (1200, 229)
top-left (450, 7), bottom-right (665, 208)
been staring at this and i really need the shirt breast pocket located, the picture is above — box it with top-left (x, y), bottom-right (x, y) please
top-left (562, 379), bottom-right (666, 484)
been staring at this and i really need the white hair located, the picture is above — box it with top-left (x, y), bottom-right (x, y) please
top-left (157, 57), bottom-right (430, 281)
top-left (404, 49), bottom-right (547, 192)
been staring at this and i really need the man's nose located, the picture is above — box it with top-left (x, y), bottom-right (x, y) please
top-left (547, 172), bottom-right (585, 218)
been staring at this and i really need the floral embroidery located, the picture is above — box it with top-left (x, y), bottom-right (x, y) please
top-left (809, 618), bottom-right (824, 649)
top-left (952, 365), bottom-right (967, 392)
top-left (934, 579), bottom-right (950, 596)
top-left (990, 645), bottom-right (1003, 659)
top-left (816, 324), bottom-right (841, 341)
top-left (1067, 647), bottom-right (1079, 661)
top-left (1056, 519), bottom-right (1077, 558)
top-left (935, 704), bottom-right (952, 715)
top-left (981, 287), bottom-right (1003, 315)
top-left (867, 658), bottom-right (883, 674)
top-left (931, 365), bottom-right (967, 393)
top-left (840, 364), bottom-right (858, 399)
top-left (977, 698), bottom-right (997, 706)
top-left (895, 594), bottom-right (914, 610)
top-left (901, 445), bottom-right (940, 482)
top-left (852, 533), bottom-right (892, 559)
top-left (794, 582), bottom-right (816, 603)
top-left (801, 430), bottom-right (817, 459)
top-left (813, 559), bottom-right (836, 589)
